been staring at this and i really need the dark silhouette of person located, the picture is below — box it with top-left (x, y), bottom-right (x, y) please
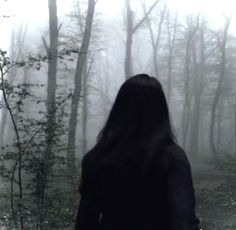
top-left (75, 74), bottom-right (200, 230)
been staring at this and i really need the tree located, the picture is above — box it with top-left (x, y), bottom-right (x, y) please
top-left (67, 0), bottom-right (96, 186)
top-left (188, 20), bottom-right (206, 157)
top-left (209, 16), bottom-right (231, 158)
top-left (166, 11), bottom-right (177, 104)
top-left (124, 0), bottom-right (159, 79)
top-left (181, 16), bottom-right (199, 149)
top-left (0, 25), bottom-right (27, 147)
top-left (143, 3), bottom-right (166, 77)
top-left (81, 56), bottom-right (94, 156)
top-left (40, 0), bottom-right (59, 227)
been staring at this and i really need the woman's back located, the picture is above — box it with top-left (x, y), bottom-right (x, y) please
top-left (76, 142), bottom-right (199, 230)
top-left (75, 74), bottom-right (200, 230)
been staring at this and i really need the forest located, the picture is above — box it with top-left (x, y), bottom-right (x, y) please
top-left (0, 0), bottom-right (236, 229)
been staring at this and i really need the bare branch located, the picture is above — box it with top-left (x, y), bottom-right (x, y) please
top-left (58, 22), bottom-right (63, 33)
top-left (133, 0), bottom-right (159, 33)
top-left (154, 5), bottom-right (166, 47)
top-left (41, 36), bottom-right (49, 54)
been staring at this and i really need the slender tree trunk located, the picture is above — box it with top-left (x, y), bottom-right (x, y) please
top-left (209, 17), bottom-right (231, 158)
top-left (82, 59), bottom-right (88, 156)
top-left (81, 56), bottom-right (94, 158)
top-left (125, 0), bottom-right (159, 79)
top-left (153, 46), bottom-right (159, 77)
top-left (44, 0), bottom-right (58, 159)
top-left (182, 19), bottom-right (199, 148)
top-left (0, 25), bottom-right (27, 147)
top-left (189, 90), bottom-right (201, 156)
top-left (188, 38), bottom-right (200, 156)
top-left (209, 94), bottom-right (219, 157)
top-left (46, 0), bottom-right (58, 120)
top-left (38, 0), bottom-right (59, 228)
top-left (0, 65), bottom-right (24, 229)
top-left (0, 107), bottom-right (8, 147)
top-left (0, 25), bottom-right (28, 229)
top-left (125, 0), bottom-right (133, 79)
top-left (67, 0), bottom-right (96, 183)
top-left (189, 24), bottom-right (205, 157)
top-left (217, 104), bottom-right (222, 153)
top-left (166, 12), bottom-right (177, 104)
top-left (182, 41), bottom-right (191, 149)
top-left (144, 5), bottom-right (165, 77)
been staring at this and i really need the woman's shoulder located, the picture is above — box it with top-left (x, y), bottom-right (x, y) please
top-left (166, 142), bottom-right (187, 157)
top-left (163, 142), bottom-right (190, 169)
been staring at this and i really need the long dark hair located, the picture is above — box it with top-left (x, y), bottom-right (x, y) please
top-left (82, 74), bottom-right (175, 179)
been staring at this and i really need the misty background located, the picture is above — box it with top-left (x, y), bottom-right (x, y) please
top-left (0, 0), bottom-right (236, 229)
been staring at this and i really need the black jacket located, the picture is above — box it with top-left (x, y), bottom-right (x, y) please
top-left (75, 143), bottom-right (200, 230)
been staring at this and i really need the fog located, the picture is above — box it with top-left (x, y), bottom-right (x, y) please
top-left (0, 0), bottom-right (236, 229)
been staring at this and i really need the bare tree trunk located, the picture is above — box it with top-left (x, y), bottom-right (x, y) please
top-left (97, 56), bottom-right (110, 123)
top-left (182, 40), bottom-right (192, 149)
top-left (0, 24), bottom-right (28, 229)
top-left (81, 56), bottom-right (94, 158)
top-left (209, 17), bottom-right (231, 158)
top-left (82, 59), bottom-right (88, 157)
top-left (124, 0), bottom-right (133, 79)
top-left (46, 0), bottom-right (58, 119)
top-left (144, 5), bottom-right (166, 77)
top-left (188, 36), bottom-right (199, 156)
top-left (0, 25), bottom-right (27, 147)
top-left (188, 23), bottom-right (205, 157)
top-left (217, 104), bottom-right (222, 153)
top-left (38, 0), bottom-right (59, 228)
top-left (82, 58), bottom-right (93, 157)
top-left (0, 64), bottom-right (24, 230)
top-left (67, 0), bottom-right (96, 183)
top-left (182, 18), bottom-right (199, 149)
top-left (42, 0), bottom-right (59, 155)
top-left (0, 107), bottom-right (8, 147)
top-left (166, 12), bottom-right (177, 104)
top-left (124, 0), bottom-right (159, 79)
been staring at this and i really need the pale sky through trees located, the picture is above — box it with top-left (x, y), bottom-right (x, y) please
top-left (0, 0), bottom-right (235, 51)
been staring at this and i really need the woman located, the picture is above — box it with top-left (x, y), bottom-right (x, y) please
top-left (75, 74), bottom-right (200, 230)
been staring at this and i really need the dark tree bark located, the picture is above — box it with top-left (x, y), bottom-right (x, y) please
top-left (67, 0), bottom-right (96, 184)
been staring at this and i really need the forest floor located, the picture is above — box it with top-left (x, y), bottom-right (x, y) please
top-left (192, 158), bottom-right (236, 230)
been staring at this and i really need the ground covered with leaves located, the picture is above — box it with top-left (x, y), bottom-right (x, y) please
top-left (193, 158), bottom-right (236, 230)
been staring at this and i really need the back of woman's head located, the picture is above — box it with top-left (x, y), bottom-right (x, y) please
top-left (83, 74), bottom-right (175, 173)
top-left (100, 74), bottom-right (173, 142)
